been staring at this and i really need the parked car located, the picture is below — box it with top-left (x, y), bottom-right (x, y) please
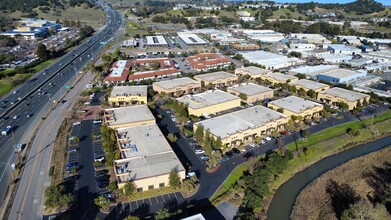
top-left (186, 172), bottom-right (196, 178)
top-left (200, 155), bottom-right (209, 160)
top-left (280, 130), bottom-right (289, 135)
top-left (195, 149), bottom-right (205, 154)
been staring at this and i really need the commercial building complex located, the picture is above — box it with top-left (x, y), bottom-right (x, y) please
top-left (227, 83), bottom-right (274, 103)
top-left (317, 87), bottom-right (370, 110)
top-left (185, 53), bottom-right (231, 72)
top-left (318, 69), bottom-right (367, 84)
top-left (194, 106), bottom-right (289, 147)
top-left (261, 72), bottom-right (298, 85)
top-left (268, 96), bottom-right (324, 119)
top-left (104, 105), bottom-right (155, 129)
top-left (234, 66), bottom-right (272, 79)
top-left (108, 86), bottom-right (148, 107)
top-left (177, 90), bottom-right (241, 117)
top-left (104, 60), bottom-right (131, 84)
top-left (230, 43), bottom-right (260, 51)
top-left (288, 65), bottom-right (339, 79)
top-left (153, 77), bottom-right (201, 96)
top-left (1, 18), bottom-right (61, 40)
top-left (289, 79), bottom-right (330, 93)
top-left (194, 71), bottom-right (238, 88)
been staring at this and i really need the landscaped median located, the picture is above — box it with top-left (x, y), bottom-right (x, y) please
top-left (210, 109), bottom-right (391, 218)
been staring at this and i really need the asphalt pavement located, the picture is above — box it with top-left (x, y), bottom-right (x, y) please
top-left (0, 1), bottom-right (122, 213)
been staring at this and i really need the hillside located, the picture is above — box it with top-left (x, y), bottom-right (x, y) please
top-left (297, 0), bottom-right (386, 15)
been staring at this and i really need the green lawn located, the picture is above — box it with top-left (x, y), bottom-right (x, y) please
top-left (29, 59), bottom-right (55, 73)
top-left (0, 81), bottom-right (12, 96)
top-left (211, 110), bottom-right (391, 207)
top-left (210, 163), bottom-right (248, 202)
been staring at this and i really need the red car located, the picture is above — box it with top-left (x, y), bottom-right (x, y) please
top-left (280, 130), bottom-right (289, 135)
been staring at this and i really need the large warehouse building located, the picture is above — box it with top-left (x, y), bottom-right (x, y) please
top-left (153, 77), bottom-right (201, 96)
top-left (194, 71), bottom-right (238, 88)
top-left (108, 86), bottom-right (148, 107)
top-left (227, 83), bottom-right (274, 103)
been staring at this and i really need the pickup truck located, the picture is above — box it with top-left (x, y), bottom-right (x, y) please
top-left (1, 126), bottom-right (12, 136)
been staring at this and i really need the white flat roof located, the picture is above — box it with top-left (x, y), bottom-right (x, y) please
top-left (269, 96), bottom-right (322, 114)
top-left (319, 87), bottom-right (369, 102)
top-left (289, 65), bottom-right (339, 77)
top-left (320, 69), bottom-right (364, 79)
top-left (327, 44), bottom-right (360, 52)
top-left (110, 85), bottom-right (148, 97)
top-left (145, 35), bottom-right (168, 46)
top-left (154, 77), bottom-right (200, 90)
top-left (110, 60), bottom-right (127, 77)
top-left (114, 124), bottom-right (184, 179)
top-left (195, 71), bottom-right (237, 82)
top-left (229, 83), bottom-right (273, 96)
top-left (266, 72), bottom-right (298, 82)
top-left (177, 32), bottom-right (208, 45)
top-left (105, 105), bottom-right (155, 126)
top-left (290, 79), bottom-right (329, 91)
top-left (195, 105), bottom-right (288, 139)
top-left (237, 66), bottom-right (271, 75)
top-left (177, 90), bottom-right (239, 110)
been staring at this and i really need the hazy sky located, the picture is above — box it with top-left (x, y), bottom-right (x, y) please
top-left (273, 0), bottom-right (390, 5)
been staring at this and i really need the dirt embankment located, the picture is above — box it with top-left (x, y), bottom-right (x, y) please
top-left (291, 146), bottom-right (391, 220)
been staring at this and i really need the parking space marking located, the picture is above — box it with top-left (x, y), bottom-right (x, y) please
top-left (152, 196), bottom-right (158, 205)
top-left (163, 194), bottom-right (170, 202)
top-left (136, 200), bottom-right (143, 208)
top-left (157, 195), bottom-right (164, 204)
top-left (130, 201), bottom-right (137, 209)
top-left (173, 192), bottom-right (178, 199)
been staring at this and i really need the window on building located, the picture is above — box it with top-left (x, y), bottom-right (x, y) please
top-left (137, 187), bottom-right (143, 192)
top-left (159, 183), bottom-right (165, 188)
top-left (148, 185), bottom-right (154, 190)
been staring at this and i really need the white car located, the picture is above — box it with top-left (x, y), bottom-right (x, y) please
top-left (195, 149), bottom-right (205, 154)
top-left (249, 143), bottom-right (256, 148)
top-left (186, 172), bottom-right (196, 178)
top-left (264, 136), bottom-right (272, 141)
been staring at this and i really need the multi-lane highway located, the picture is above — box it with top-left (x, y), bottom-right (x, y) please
top-left (0, 1), bottom-right (122, 218)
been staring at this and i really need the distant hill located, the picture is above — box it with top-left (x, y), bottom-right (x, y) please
top-left (297, 0), bottom-right (386, 15)
top-left (0, 0), bottom-right (92, 13)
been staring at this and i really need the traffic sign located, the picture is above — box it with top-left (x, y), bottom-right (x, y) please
top-left (66, 85), bottom-right (70, 89)
top-left (100, 41), bottom-right (107, 45)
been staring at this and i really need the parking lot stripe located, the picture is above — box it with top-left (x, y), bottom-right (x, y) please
top-left (173, 192), bottom-right (178, 199)
top-left (153, 196), bottom-right (158, 205)
top-left (157, 195), bottom-right (164, 204)
top-left (163, 194), bottom-right (170, 202)
top-left (137, 200), bottom-right (143, 207)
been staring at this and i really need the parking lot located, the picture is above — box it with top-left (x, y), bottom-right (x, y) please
top-left (117, 192), bottom-right (184, 216)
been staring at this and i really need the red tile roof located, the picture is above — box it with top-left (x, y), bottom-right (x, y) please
top-left (185, 53), bottom-right (231, 70)
top-left (104, 60), bottom-right (131, 82)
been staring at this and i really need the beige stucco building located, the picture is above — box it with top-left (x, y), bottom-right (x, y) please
top-left (104, 105), bottom-right (156, 129)
top-left (317, 87), bottom-right (370, 110)
top-left (261, 72), bottom-right (299, 85)
top-left (105, 105), bottom-right (186, 190)
top-left (177, 89), bottom-right (241, 117)
top-left (289, 79), bottom-right (330, 93)
top-left (152, 77), bottom-right (201, 96)
top-left (234, 66), bottom-right (272, 79)
top-left (194, 71), bottom-right (238, 88)
top-left (227, 83), bottom-right (274, 103)
top-left (194, 106), bottom-right (289, 147)
top-left (114, 124), bottom-right (185, 190)
top-left (108, 86), bottom-right (148, 107)
top-left (268, 96), bottom-right (324, 120)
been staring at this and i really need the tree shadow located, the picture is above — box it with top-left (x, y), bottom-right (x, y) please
top-left (363, 162), bottom-right (391, 214)
top-left (325, 179), bottom-right (361, 219)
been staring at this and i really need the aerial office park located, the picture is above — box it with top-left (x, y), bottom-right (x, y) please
top-left (99, 63), bottom-right (372, 193)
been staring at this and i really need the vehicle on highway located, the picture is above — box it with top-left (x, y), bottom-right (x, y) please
top-left (13, 115), bottom-right (20, 120)
top-left (13, 90), bottom-right (18, 94)
top-left (26, 114), bottom-right (33, 118)
top-left (10, 100), bottom-right (16, 105)
top-left (17, 144), bottom-right (26, 152)
top-left (1, 126), bottom-right (12, 136)
top-left (25, 102), bottom-right (30, 106)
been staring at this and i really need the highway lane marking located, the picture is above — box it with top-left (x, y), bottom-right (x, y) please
top-left (0, 154), bottom-right (14, 182)
top-left (18, 120), bottom-right (57, 219)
